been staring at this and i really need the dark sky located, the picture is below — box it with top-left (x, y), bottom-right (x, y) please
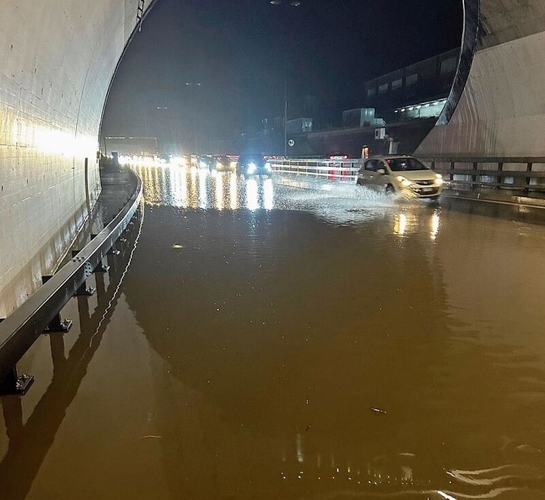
top-left (102, 0), bottom-right (463, 152)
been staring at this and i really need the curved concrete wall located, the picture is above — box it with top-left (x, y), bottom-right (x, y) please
top-left (418, 0), bottom-right (545, 156)
top-left (0, 1), bottom-right (153, 316)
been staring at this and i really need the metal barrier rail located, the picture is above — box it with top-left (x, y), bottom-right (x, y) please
top-left (273, 156), bottom-right (545, 193)
top-left (419, 156), bottom-right (545, 192)
top-left (0, 168), bottom-right (143, 394)
top-left (271, 159), bottom-right (361, 179)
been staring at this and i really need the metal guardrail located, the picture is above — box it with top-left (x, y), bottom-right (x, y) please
top-left (273, 156), bottom-right (545, 193)
top-left (0, 168), bottom-right (143, 394)
top-left (419, 156), bottom-right (545, 192)
top-left (271, 159), bottom-right (361, 180)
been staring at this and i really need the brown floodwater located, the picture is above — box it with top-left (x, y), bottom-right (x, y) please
top-left (2, 165), bottom-right (545, 499)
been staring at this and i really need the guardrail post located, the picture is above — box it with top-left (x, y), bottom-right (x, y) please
top-left (69, 257), bottom-right (96, 297)
top-left (0, 367), bottom-right (34, 396)
top-left (472, 162), bottom-right (478, 190)
top-left (75, 249), bottom-right (109, 274)
top-left (43, 312), bottom-right (73, 333)
top-left (93, 257), bottom-right (110, 273)
top-left (496, 162), bottom-right (503, 189)
top-left (450, 161), bottom-right (455, 182)
top-left (525, 162), bottom-right (533, 193)
top-left (41, 276), bottom-right (73, 333)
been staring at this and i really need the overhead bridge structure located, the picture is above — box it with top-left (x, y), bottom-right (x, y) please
top-left (0, 0), bottom-right (545, 312)
top-left (418, 0), bottom-right (545, 156)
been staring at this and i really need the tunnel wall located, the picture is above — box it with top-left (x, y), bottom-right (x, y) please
top-left (0, 0), bottom-right (153, 316)
top-left (418, 0), bottom-right (545, 157)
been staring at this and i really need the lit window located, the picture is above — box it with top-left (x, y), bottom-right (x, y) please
top-left (391, 79), bottom-right (402, 90)
top-left (378, 83), bottom-right (389, 94)
top-left (367, 88), bottom-right (376, 97)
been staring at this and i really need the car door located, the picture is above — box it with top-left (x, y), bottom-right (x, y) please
top-left (357, 160), bottom-right (378, 187)
top-left (371, 160), bottom-right (389, 189)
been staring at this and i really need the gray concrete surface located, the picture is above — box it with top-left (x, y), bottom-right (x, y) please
top-left (0, 1), bottom-right (153, 316)
top-left (418, 0), bottom-right (545, 157)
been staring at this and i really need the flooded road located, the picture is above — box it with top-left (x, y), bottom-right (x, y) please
top-left (2, 165), bottom-right (545, 499)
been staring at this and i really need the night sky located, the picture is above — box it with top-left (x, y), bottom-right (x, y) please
top-left (102, 0), bottom-right (463, 153)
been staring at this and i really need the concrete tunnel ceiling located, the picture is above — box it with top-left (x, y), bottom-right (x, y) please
top-left (0, 0), bottom-right (544, 313)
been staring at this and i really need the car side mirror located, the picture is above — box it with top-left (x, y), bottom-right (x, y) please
top-left (377, 168), bottom-right (386, 175)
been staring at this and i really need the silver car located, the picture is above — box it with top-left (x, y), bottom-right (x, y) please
top-left (356, 156), bottom-right (444, 199)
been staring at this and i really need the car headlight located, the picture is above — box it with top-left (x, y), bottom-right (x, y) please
top-left (216, 162), bottom-right (222, 168)
top-left (435, 174), bottom-right (444, 186)
top-left (248, 163), bottom-right (256, 174)
top-left (396, 176), bottom-right (413, 188)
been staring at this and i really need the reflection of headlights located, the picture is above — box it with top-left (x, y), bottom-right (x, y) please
top-left (248, 163), bottom-right (256, 174)
top-left (396, 176), bottom-right (413, 188)
top-left (200, 162), bottom-right (206, 168)
top-left (265, 162), bottom-right (272, 171)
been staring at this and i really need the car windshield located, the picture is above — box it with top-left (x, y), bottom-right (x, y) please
top-left (215, 156), bottom-right (230, 162)
top-left (386, 158), bottom-right (428, 172)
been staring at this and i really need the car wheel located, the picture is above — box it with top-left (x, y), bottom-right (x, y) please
top-left (385, 184), bottom-right (395, 196)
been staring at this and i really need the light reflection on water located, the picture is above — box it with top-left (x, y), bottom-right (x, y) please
top-left (136, 165), bottom-right (276, 212)
top-left (135, 166), bottom-right (444, 242)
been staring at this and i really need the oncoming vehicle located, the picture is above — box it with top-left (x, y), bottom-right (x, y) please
top-left (356, 156), bottom-right (444, 199)
top-left (198, 155), bottom-right (213, 170)
top-left (236, 154), bottom-right (272, 177)
top-left (212, 155), bottom-right (235, 172)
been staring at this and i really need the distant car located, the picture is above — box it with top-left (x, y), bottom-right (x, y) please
top-left (212, 155), bottom-right (235, 172)
top-left (237, 154), bottom-right (272, 177)
top-left (180, 154), bottom-right (192, 166)
top-left (356, 155), bottom-right (444, 199)
top-left (328, 154), bottom-right (349, 161)
top-left (198, 155), bottom-right (213, 170)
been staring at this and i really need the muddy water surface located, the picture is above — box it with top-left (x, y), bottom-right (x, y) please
top-left (2, 166), bottom-right (545, 499)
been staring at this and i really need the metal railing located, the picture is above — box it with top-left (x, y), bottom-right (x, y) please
top-left (271, 159), bottom-right (361, 180)
top-left (0, 168), bottom-right (143, 394)
top-left (419, 156), bottom-right (545, 193)
top-left (272, 156), bottom-right (545, 194)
